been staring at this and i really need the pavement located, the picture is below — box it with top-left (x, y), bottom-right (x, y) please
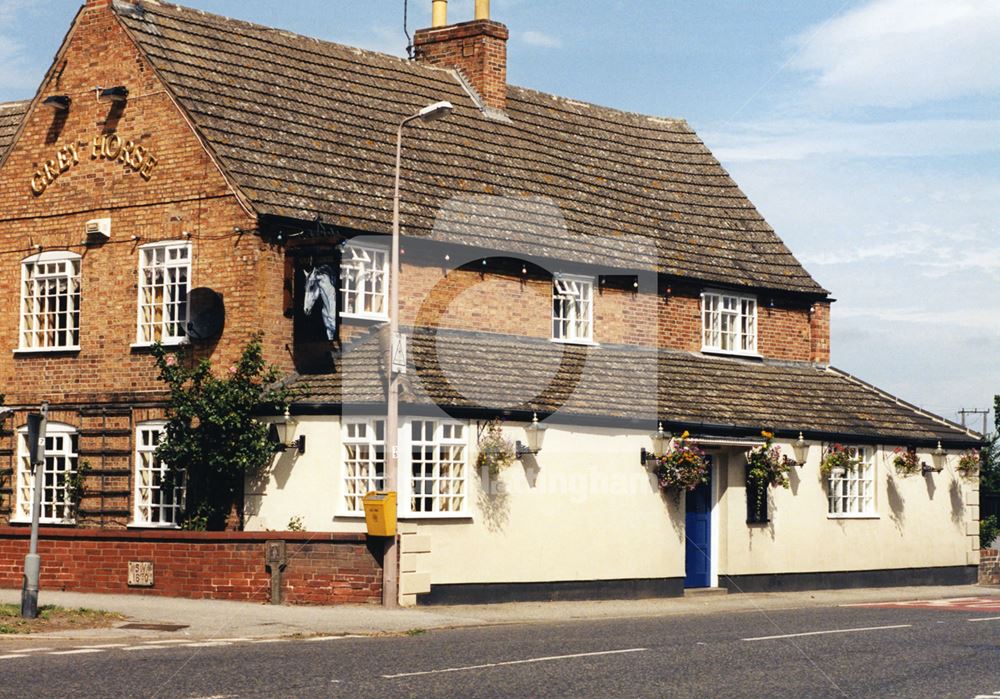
top-left (3, 588), bottom-right (1000, 698)
top-left (2, 583), bottom-right (998, 643)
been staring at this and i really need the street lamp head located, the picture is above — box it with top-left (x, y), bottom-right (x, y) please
top-left (418, 100), bottom-right (454, 122)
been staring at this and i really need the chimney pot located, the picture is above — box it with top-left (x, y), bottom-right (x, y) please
top-left (414, 4), bottom-right (509, 111)
top-left (432, 0), bottom-right (448, 28)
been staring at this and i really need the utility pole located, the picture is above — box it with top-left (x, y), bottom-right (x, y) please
top-left (958, 408), bottom-right (990, 437)
top-left (21, 402), bottom-right (48, 619)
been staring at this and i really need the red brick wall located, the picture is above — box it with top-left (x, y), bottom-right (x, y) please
top-left (413, 20), bottom-right (509, 110)
top-left (982, 549), bottom-right (999, 586)
top-left (0, 1), bottom-right (290, 399)
top-left (810, 301), bottom-right (831, 364)
top-left (0, 528), bottom-right (382, 605)
top-left (385, 259), bottom-right (827, 360)
top-left (0, 3), bottom-right (292, 525)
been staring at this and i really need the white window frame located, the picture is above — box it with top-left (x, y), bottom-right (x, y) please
top-left (17, 251), bottom-right (82, 352)
top-left (131, 421), bottom-right (186, 528)
top-left (552, 274), bottom-right (594, 344)
top-left (827, 446), bottom-right (877, 518)
top-left (339, 242), bottom-right (388, 320)
top-left (701, 290), bottom-right (758, 356)
top-left (339, 417), bottom-right (386, 516)
top-left (13, 422), bottom-right (78, 525)
top-left (400, 418), bottom-right (469, 518)
top-left (135, 240), bottom-right (192, 346)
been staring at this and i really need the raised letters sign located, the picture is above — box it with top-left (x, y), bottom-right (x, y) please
top-left (30, 133), bottom-right (159, 196)
top-left (127, 561), bottom-right (155, 587)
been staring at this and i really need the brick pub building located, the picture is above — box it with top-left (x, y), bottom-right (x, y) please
top-left (0, 0), bottom-right (986, 605)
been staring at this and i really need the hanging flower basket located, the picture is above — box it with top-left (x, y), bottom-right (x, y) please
top-left (957, 449), bottom-right (980, 480)
top-left (745, 431), bottom-right (792, 489)
top-left (820, 443), bottom-right (859, 478)
top-left (745, 432), bottom-right (791, 520)
top-left (476, 419), bottom-right (516, 476)
top-left (655, 431), bottom-right (709, 492)
top-left (891, 447), bottom-right (921, 477)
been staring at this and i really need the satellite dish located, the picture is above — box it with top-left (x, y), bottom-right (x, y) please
top-left (187, 288), bottom-right (225, 342)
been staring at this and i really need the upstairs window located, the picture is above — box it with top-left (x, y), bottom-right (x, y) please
top-left (137, 241), bottom-right (191, 345)
top-left (827, 446), bottom-right (875, 516)
top-left (133, 422), bottom-right (185, 527)
top-left (340, 243), bottom-right (388, 319)
top-left (552, 275), bottom-right (594, 343)
top-left (14, 422), bottom-right (79, 524)
top-left (19, 251), bottom-right (81, 351)
top-left (342, 418), bottom-right (386, 514)
top-left (702, 291), bottom-right (757, 354)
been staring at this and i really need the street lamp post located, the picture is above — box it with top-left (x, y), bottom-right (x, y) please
top-left (384, 100), bottom-right (453, 608)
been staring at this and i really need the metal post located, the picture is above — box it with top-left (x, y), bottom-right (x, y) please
top-left (22, 402), bottom-right (48, 619)
top-left (383, 102), bottom-right (452, 607)
top-left (384, 118), bottom-right (412, 609)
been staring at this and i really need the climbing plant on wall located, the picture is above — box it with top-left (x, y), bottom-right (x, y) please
top-left (152, 333), bottom-right (292, 531)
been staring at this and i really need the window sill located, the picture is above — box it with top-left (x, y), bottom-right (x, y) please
top-left (700, 347), bottom-right (762, 359)
top-left (13, 347), bottom-right (81, 355)
top-left (827, 513), bottom-right (880, 520)
top-left (8, 518), bottom-right (76, 526)
top-left (336, 512), bottom-right (472, 522)
top-left (131, 340), bottom-right (189, 350)
top-left (340, 313), bottom-right (388, 323)
top-left (127, 522), bottom-right (182, 530)
top-left (550, 338), bottom-right (598, 347)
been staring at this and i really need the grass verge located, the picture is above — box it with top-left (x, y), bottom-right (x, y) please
top-left (0, 604), bottom-right (125, 634)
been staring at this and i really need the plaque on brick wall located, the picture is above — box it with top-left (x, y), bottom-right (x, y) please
top-left (128, 561), bottom-right (154, 587)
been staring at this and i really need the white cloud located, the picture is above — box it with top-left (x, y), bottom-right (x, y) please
top-left (791, 0), bottom-right (1000, 108)
top-left (704, 118), bottom-right (1000, 162)
top-left (521, 30), bottom-right (562, 48)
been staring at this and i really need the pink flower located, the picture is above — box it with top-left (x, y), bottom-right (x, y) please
top-left (165, 355), bottom-right (177, 367)
top-left (228, 366), bottom-right (238, 374)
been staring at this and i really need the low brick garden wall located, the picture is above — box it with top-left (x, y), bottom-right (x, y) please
top-left (0, 528), bottom-right (382, 605)
top-left (982, 549), bottom-right (999, 586)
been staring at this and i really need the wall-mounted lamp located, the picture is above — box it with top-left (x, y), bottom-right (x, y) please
top-left (97, 86), bottom-right (129, 103)
top-left (515, 413), bottom-right (546, 458)
top-left (929, 441), bottom-right (946, 474)
top-left (640, 422), bottom-right (669, 465)
top-left (43, 95), bottom-right (71, 112)
top-left (792, 432), bottom-right (809, 465)
top-left (267, 409), bottom-right (306, 454)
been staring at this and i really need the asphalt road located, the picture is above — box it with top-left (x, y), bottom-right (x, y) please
top-left (1, 601), bottom-right (998, 698)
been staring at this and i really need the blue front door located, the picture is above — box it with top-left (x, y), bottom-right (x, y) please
top-left (685, 465), bottom-right (712, 588)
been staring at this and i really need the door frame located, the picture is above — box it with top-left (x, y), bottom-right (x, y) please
top-left (709, 452), bottom-right (722, 588)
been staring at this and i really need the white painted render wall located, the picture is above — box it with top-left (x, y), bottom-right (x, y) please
top-left (245, 416), bottom-right (977, 585)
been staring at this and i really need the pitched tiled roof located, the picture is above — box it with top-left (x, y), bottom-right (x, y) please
top-left (292, 327), bottom-right (979, 447)
top-left (114, 2), bottom-right (827, 296)
top-left (0, 101), bottom-right (28, 160)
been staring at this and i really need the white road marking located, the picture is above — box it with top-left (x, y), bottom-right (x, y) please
top-left (968, 617), bottom-right (1000, 622)
top-left (141, 639), bottom-right (192, 645)
top-left (122, 645), bottom-right (171, 651)
top-left (78, 643), bottom-right (126, 649)
top-left (381, 647), bottom-right (648, 679)
top-left (10, 648), bottom-right (54, 654)
top-left (246, 638), bottom-right (289, 644)
top-left (50, 649), bottom-right (105, 655)
top-left (305, 635), bottom-right (362, 642)
top-left (182, 642), bottom-right (233, 648)
top-left (0, 655), bottom-right (28, 660)
top-left (743, 624), bottom-right (911, 641)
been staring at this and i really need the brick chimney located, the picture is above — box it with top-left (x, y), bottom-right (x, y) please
top-left (413, 0), bottom-right (509, 111)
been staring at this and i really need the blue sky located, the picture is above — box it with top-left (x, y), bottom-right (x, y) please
top-left (1, 0), bottom-right (998, 430)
